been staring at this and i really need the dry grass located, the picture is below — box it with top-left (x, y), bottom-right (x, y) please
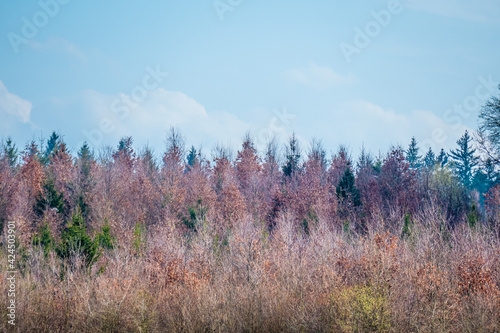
top-left (1, 209), bottom-right (500, 332)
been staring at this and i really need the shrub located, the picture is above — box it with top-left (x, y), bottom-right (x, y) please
top-left (54, 210), bottom-right (114, 272)
top-left (56, 210), bottom-right (101, 271)
top-left (332, 284), bottom-right (391, 332)
top-left (32, 223), bottom-right (54, 257)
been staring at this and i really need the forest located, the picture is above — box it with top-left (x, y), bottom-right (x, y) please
top-left (1, 87), bottom-right (500, 332)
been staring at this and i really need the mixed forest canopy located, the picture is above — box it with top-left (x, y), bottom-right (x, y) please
top-left (1, 87), bottom-right (500, 333)
top-left (1, 86), bottom-right (500, 240)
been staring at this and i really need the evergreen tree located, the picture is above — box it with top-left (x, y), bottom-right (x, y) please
top-left (484, 158), bottom-right (499, 186)
top-left (76, 142), bottom-right (95, 219)
top-left (356, 146), bottom-right (373, 171)
top-left (78, 142), bottom-right (93, 161)
top-left (450, 130), bottom-right (479, 189)
top-left (373, 153), bottom-right (383, 173)
top-left (336, 163), bottom-right (361, 207)
top-left (187, 146), bottom-right (199, 169)
top-left (43, 132), bottom-right (60, 164)
top-left (423, 147), bottom-right (436, 169)
top-left (282, 133), bottom-right (301, 178)
top-left (113, 136), bottom-right (135, 167)
top-left (472, 168), bottom-right (488, 198)
top-left (78, 142), bottom-right (94, 177)
top-left (406, 137), bottom-right (422, 169)
top-left (117, 136), bottom-right (133, 156)
top-left (437, 148), bottom-right (448, 167)
top-left (34, 179), bottom-right (65, 217)
top-left (472, 158), bottom-right (499, 199)
top-left (3, 137), bottom-right (18, 168)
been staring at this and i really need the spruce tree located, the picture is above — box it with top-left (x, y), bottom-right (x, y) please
top-left (3, 137), bottom-right (18, 168)
top-left (423, 147), bottom-right (436, 169)
top-left (356, 146), bottom-right (373, 171)
top-left (336, 164), bottom-right (361, 207)
top-left (187, 146), bottom-right (199, 169)
top-left (43, 132), bottom-right (60, 164)
top-left (76, 142), bottom-right (95, 219)
top-left (484, 158), bottom-right (499, 186)
top-left (450, 130), bottom-right (479, 189)
top-left (437, 148), bottom-right (448, 167)
top-left (283, 133), bottom-right (301, 178)
top-left (406, 137), bottom-right (422, 169)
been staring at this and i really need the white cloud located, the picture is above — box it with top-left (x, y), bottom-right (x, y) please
top-left (406, 0), bottom-right (500, 23)
top-left (0, 81), bottom-right (32, 123)
top-left (313, 101), bottom-right (472, 156)
top-left (30, 88), bottom-right (250, 152)
top-left (284, 62), bottom-right (356, 89)
top-left (29, 37), bottom-right (87, 61)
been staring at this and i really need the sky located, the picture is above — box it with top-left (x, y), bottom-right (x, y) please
top-left (1, 0), bottom-right (500, 161)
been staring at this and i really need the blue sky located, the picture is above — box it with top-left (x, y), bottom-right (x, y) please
top-left (1, 0), bottom-right (500, 160)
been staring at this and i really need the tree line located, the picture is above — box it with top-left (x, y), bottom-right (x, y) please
top-left (1, 86), bottom-right (500, 241)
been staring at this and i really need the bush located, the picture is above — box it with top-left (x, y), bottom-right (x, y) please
top-left (32, 223), bottom-right (54, 257)
top-left (332, 284), bottom-right (391, 332)
top-left (52, 210), bottom-right (114, 273)
top-left (56, 210), bottom-right (100, 270)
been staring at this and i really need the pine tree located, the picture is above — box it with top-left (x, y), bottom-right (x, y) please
top-left (484, 158), bottom-right (499, 186)
top-left (34, 178), bottom-right (65, 217)
top-left (43, 132), bottom-right (60, 164)
top-left (406, 137), bottom-right (422, 169)
top-left (472, 168), bottom-right (488, 198)
top-left (116, 136), bottom-right (133, 156)
top-left (113, 136), bottom-right (135, 167)
top-left (450, 130), bottom-right (479, 189)
top-left (187, 146), bottom-right (199, 169)
top-left (3, 137), bottom-right (18, 168)
top-left (283, 133), bottom-right (301, 178)
top-left (336, 163), bottom-right (361, 207)
top-left (356, 146), bottom-right (373, 171)
top-left (423, 147), bottom-right (436, 169)
top-left (76, 142), bottom-right (95, 219)
top-left (437, 148), bottom-right (448, 167)
top-left (78, 142), bottom-right (93, 161)
top-left (78, 142), bottom-right (94, 178)
top-left (473, 158), bottom-right (499, 199)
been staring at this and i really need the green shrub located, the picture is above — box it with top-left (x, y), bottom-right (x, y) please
top-left (332, 285), bottom-right (391, 332)
top-left (401, 213), bottom-right (413, 239)
top-left (183, 207), bottom-right (198, 231)
top-left (56, 210), bottom-right (100, 270)
top-left (467, 202), bottom-right (480, 228)
top-left (96, 218), bottom-right (114, 250)
top-left (32, 223), bottom-right (54, 257)
top-left (34, 178), bottom-right (65, 217)
top-left (54, 210), bottom-right (114, 273)
top-left (132, 222), bottom-right (146, 256)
